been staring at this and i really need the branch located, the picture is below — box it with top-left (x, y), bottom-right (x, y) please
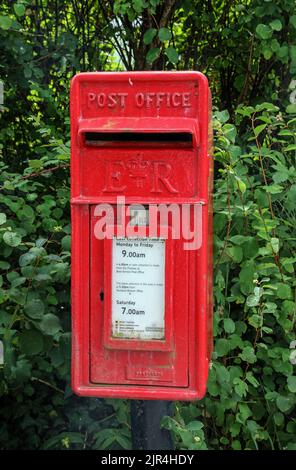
top-left (98, 0), bottom-right (131, 70)
top-left (159, 0), bottom-right (177, 28)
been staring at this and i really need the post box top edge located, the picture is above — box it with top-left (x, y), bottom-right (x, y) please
top-left (70, 71), bottom-right (209, 91)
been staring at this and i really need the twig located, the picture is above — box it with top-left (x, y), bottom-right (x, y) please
top-left (31, 377), bottom-right (64, 394)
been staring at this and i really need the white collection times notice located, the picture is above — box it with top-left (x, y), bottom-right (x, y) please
top-left (111, 237), bottom-right (165, 340)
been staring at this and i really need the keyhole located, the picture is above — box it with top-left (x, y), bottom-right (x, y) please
top-left (99, 290), bottom-right (104, 301)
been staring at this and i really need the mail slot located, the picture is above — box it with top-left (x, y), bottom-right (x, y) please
top-left (70, 71), bottom-right (213, 400)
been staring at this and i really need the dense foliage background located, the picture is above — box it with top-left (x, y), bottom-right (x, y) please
top-left (0, 0), bottom-right (295, 450)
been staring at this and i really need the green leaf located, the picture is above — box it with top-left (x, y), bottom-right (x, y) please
top-left (19, 329), bottom-right (44, 356)
top-left (230, 334), bottom-right (245, 350)
top-left (9, 288), bottom-right (26, 305)
top-left (276, 395), bottom-right (294, 413)
top-left (235, 176), bottom-right (246, 193)
top-left (207, 378), bottom-right (219, 396)
top-left (24, 298), bottom-right (45, 319)
top-left (239, 346), bottom-right (257, 364)
top-left (277, 45), bottom-right (289, 60)
top-left (248, 314), bottom-right (262, 329)
top-left (272, 168), bottom-right (289, 183)
top-left (262, 47), bottom-right (272, 60)
top-left (290, 15), bottom-right (296, 29)
top-left (236, 106), bottom-right (255, 117)
top-left (223, 318), bottom-right (235, 334)
top-left (232, 440), bottom-right (241, 450)
top-left (165, 47), bottom-right (179, 64)
top-left (237, 403), bottom-right (252, 424)
top-left (14, 4), bottom-right (26, 17)
top-left (34, 274), bottom-right (52, 282)
top-left (273, 412), bottom-right (284, 427)
top-left (61, 235), bottom-right (71, 251)
top-left (287, 376), bottom-right (296, 393)
top-left (49, 348), bottom-right (64, 367)
top-left (254, 123), bottom-right (267, 137)
top-left (8, 271), bottom-right (21, 283)
top-left (246, 372), bottom-right (259, 388)
top-left (270, 39), bottom-right (280, 52)
top-left (246, 419), bottom-right (260, 434)
top-left (12, 358), bottom-right (32, 382)
top-left (215, 364), bottom-right (230, 383)
top-left (28, 159), bottom-right (42, 169)
top-left (222, 123), bottom-right (237, 143)
top-left (19, 205), bottom-right (35, 220)
top-left (186, 421), bottom-right (204, 431)
top-left (115, 434), bottom-right (131, 449)
top-left (36, 238), bottom-right (47, 248)
top-left (282, 259), bottom-right (296, 274)
top-left (21, 266), bottom-right (35, 279)
top-left (227, 246), bottom-right (243, 263)
top-left (269, 19), bottom-right (282, 31)
top-left (40, 314), bottom-right (61, 336)
top-left (246, 238), bottom-right (261, 258)
top-left (19, 252), bottom-right (36, 267)
top-left (146, 47), bottom-right (160, 63)
top-left (132, 0), bottom-right (143, 13)
top-left (284, 144), bottom-right (296, 151)
top-left (42, 432), bottom-right (85, 450)
top-left (11, 276), bottom-right (26, 288)
top-left (256, 101), bottom-right (279, 112)
top-left (230, 422), bottom-right (241, 437)
top-left (215, 338), bottom-right (230, 357)
top-left (290, 44), bottom-right (296, 65)
top-left (3, 231), bottom-right (22, 247)
top-left (143, 28), bottom-right (157, 45)
top-left (264, 184), bottom-right (283, 194)
top-left (158, 27), bottom-right (172, 42)
top-left (215, 110), bottom-right (230, 123)
top-left (0, 213), bottom-right (7, 225)
top-left (286, 104), bottom-right (296, 114)
top-left (239, 263), bottom-right (255, 295)
top-left (276, 283), bottom-right (292, 300)
top-left (256, 24), bottom-right (273, 40)
top-left (0, 15), bottom-right (13, 30)
top-left (286, 444), bottom-right (296, 450)
top-left (246, 287), bottom-right (261, 307)
top-left (230, 235), bottom-right (249, 245)
top-left (270, 237), bottom-right (279, 254)
top-left (0, 261), bottom-right (10, 269)
top-left (233, 378), bottom-right (248, 397)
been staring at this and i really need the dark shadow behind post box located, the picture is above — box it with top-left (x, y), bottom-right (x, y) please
top-left (70, 72), bottom-right (213, 401)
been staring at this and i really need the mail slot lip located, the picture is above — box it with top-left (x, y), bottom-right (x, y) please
top-left (78, 117), bottom-right (199, 148)
top-left (83, 132), bottom-right (193, 149)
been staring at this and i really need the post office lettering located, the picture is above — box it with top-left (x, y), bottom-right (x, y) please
top-left (88, 91), bottom-right (191, 108)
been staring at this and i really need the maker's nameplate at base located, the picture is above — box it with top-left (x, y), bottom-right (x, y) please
top-left (112, 238), bottom-right (165, 340)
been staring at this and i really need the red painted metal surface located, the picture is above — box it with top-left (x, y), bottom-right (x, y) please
top-left (70, 71), bottom-right (213, 400)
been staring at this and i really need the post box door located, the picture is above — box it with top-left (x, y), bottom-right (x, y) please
top-left (89, 206), bottom-right (189, 387)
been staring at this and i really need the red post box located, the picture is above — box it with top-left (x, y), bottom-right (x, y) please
top-left (70, 72), bottom-right (213, 400)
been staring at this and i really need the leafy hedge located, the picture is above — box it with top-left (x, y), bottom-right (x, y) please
top-left (163, 104), bottom-right (296, 450)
